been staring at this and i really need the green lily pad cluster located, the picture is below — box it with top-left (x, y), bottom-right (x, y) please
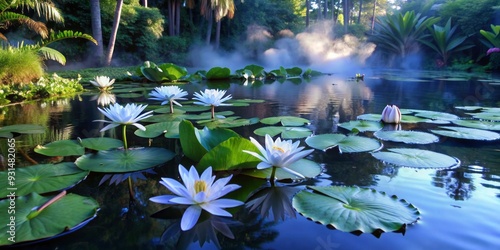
top-left (254, 116), bottom-right (312, 139)
top-left (126, 62), bottom-right (322, 83)
top-left (0, 124), bottom-right (45, 138)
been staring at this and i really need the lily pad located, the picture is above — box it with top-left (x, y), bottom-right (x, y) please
top-left (414, 111), bottom-right (459, 121)
top-left (470, 112), bottom-right (500, 121)
top-left (371, 148), bottom-right (460, 168)
top-left (183, 111), bottom-right (235, 120)
top-left (430, 126), bottom-right (500, 141)
top-left (143, 113), bottom-right (186, 122)
top-left (176, 105), bottom-right (211, 112)
top-left (134, 121), bottom-right (180, 138)
top-left (242, 159), bottom-right (322, 180)
top-left (75, 147), bottom-right (175, 173)
top-left (292, 186), bottom-right (420, 234)
top-left (0, 163), bottom-right (88, 198)
top-left (0, 124), bottom-right (45, 138)
top-left (452, 119), bottom-right (500, 131)
top-left (339, 120), bottom-right (383, 132)
top-left (0, 192), bottom-right (99, 246)
top-left (356, 114), bottom-right (381, 122)
top-left (373, 130), bottom-right (439, 144)
top-left (197, 117), bottom-right (260, 129)
top-left (79, 137), bottom-right (124, 151)
top-left (34, 140), bottom-right (85, 156)
top-left (260, 116), bottom-right (310, 126)
top-left (305, 134), bottom-right (382, 153)
top-left (254, 126), bottom-right (312, 139)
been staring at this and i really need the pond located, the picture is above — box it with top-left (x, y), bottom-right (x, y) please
top-left (1, 69), bottom-right (500, 249)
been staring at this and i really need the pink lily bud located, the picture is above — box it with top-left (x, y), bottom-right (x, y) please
top-left (381, 105), bottom-right (402, 124)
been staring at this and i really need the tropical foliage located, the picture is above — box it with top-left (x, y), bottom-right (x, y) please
top-left (420, 18), bottom-right (474, 66)
top-left (369, 11), bottom-right (440, 63)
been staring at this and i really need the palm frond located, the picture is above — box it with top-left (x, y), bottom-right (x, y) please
top-left (17, 0), bottom-right (64, 23)
top-left (37, 46), bottom-right (65, 65)
top-left (40, 30), bottom-right (97, 47)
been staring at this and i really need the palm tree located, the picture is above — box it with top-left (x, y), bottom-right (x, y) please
top-left (104, 0), bottom-right (123, 66)
top-left (201, 0), bottom-right (235, 49)
top-left (1, 0), bottom-right (96, 65)
top-left (90, 0), bottom-right (104, 65)
top-left (0, 0), bottom-right (63, 41)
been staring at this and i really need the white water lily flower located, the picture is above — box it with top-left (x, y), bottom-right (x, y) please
top-left (94, 103), bottom-right (153, 132)
top-left (243, 134), bottom-right (314, 179)
top-left (150, 164), bottom-right (243, 231)
top-left (381, 104), bottom-right (402, 124)
top-left (193, 89), bottom-right (233, 119)
top-left (149, 86), bottom-right (188, 106)
top-left (90, 76), bottom-right (115, 90)
top-left (193, 89), bottom-right (232, 107)
top-left (149, 86), bottom-right (188, 113)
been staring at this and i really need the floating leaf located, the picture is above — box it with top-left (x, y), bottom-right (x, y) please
top-left (305, 134), bottom-right (382, 153)
top-left (75, 147), bottom-right (175, 173)
top-left (454, 106), bottom-right (483, 111)
top-left (431, 126), bottom-right (500, 140)
top-left (0, 192), bottom-right (99, 246)
top-left (243, 159), bottom-right (322, 180)
top-left (134, 121), bottom-right (180, 138)
top-left (292, 186), bottom-right (420, 234)
top-left (0, 163), bottom-right (88, 198)
top-left (471, 112), bottom-right (500, 121)
top-left (452, 119), bottom-right (500, 131)
top-left (339, 120), bottom-right (383, 132)
top-left (179, 120), bottom-right (208, 162)
top-left (373, 130), bottom-right (439, 144)
top-left (206, 67), bottom-right (231, 80)
top-left (414, 111), bottom-right (459, 121)
top-left (356, 114), bottom-right (381, 122)
top-left (183, 111), bottom-right (235, 120)
top-left (197, 117), bottom-right (259, 129)
top-left (254, 126), bottom-right (312, 139)
top-left (260, 116), bottom-right (310, 126)
top-left (34, 140), bottom-right (85, 156)
top-left (371, 148), bottom-right (460, 168)
top-left (79, 137), bottom-right (124, 151)
top-left (0, 124), bottom-right (45, 138)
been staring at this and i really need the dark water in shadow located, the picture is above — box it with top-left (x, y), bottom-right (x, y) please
top-left (1, 70), bottom-right (500, 249)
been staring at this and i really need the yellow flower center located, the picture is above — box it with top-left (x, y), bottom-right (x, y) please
top-left (272, 146), bottom-right (285, 153)
top-left (194, 180), bottom-right (207, 193)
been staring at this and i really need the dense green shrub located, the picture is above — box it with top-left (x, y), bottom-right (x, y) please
top-left (0, 49), bottom-right (44, 85)
top-left (0, 74), bottom-right (83, 104)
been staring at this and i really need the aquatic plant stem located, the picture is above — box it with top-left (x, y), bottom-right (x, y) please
top-left (27, 190), bottom-right (67, 219)
top-left (270, 166), bottom-right (277, 186)
top-left (170, 101), bottom-right (174, 114)
top-left (128, 176), bottom-right (135, 200)
top-left (211, 105), bottom-right (215, 119)
top-left (122, 125), bottom-right (128, 150)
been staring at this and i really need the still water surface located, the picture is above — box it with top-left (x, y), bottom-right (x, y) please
top-left (1, 70), bottom-right (500, 249)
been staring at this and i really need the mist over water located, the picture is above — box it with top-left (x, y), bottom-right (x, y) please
top-left (189, 21), bottom-right (376, 75)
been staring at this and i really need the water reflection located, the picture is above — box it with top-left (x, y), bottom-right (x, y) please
top-left (91, 91), bottom-right (116, 106)
top-left (245, 184), bottom-right (299, 222)
top-left (432, 167), bottom-right (476, 201)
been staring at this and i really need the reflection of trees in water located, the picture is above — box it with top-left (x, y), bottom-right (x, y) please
top-left (312, 151), bottom-right (392, 187)
top-left (432, 168), bottom-right (476, 201)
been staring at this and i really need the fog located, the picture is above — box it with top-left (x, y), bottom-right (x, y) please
top-left (188, 21), bottom-right (376, 75)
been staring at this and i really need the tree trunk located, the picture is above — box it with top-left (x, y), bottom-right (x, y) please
top-left (90, 0), bottom-right (104, 66)
top-left (104, 0), bottom-right (124, 66)
top-left (343, 0), bottom-right (349, 33)
top-left (357, 0), bottom-right (362, 24)
top-left (215, 19), bottom-right (221, 49)
top-left (306, 0), bottom-right (309, 27)
top-left (143, 0), bottom-right (147, 7)
top-left (205, 10), bottom-right (213, 46)
top-left (371, 0), bottom-right (377, 34)
top-left (175, 0), bottom-right (181, 36)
